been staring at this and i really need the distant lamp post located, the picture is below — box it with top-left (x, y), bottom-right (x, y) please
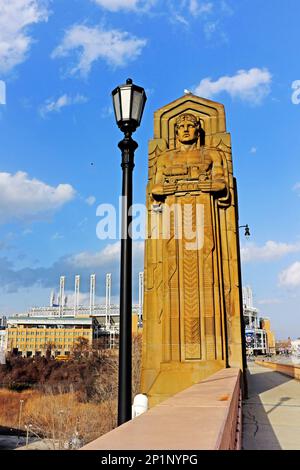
top-left (239, 224), bottom-right (251, 239)
top-left (58, 409), bottom-right (64, 450)
top-left (25, 424), bottom-right (32, 449)
top-left (17, 399), bottom-right (24, 444)
top-left (112, 78), bottom-right (147, 426)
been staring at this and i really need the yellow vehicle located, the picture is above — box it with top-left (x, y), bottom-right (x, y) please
top-left (55, 354), bottom-right (70, 362)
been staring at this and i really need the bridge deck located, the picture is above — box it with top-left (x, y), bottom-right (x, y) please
top-left (243, 362), bottom-right (300, 450)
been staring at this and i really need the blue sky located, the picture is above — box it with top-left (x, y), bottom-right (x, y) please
top-left (0, 0), bottom-right (300, 339)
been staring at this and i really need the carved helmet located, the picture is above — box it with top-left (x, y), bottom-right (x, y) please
top-left (175, 113), bottom-right (200, 130)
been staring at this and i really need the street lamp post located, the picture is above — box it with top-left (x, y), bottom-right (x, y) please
top-left (112, 78), bottom-right (147, 426)
top-left (17, 399), bottom-right (24, 446)
top-left (25, 424), bottom-right (32, 449)
top-left (58, 409), bottom-right (64, 450)
top-left (239, 224), bottom-right (251, 238)
top-left (237, 219), bottom-right (251, 399)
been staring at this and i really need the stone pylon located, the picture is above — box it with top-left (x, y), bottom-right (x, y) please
top-left (141, 94), bottom-right (245, 407)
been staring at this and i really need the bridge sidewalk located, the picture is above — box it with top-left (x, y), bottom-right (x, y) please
top-left (243, 362), bottom-right (300, 450)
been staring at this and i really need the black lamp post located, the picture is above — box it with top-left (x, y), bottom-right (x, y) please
top-left (112, 78), bottom-right (147, 426)
top-left (239, 224), bottom-right (251, 238)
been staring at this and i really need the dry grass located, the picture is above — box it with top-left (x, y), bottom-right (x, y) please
top-left (0, 389), bottom-right (39, 429)
top-left (0, 333), bottom-right (143, 449)
top-left (22, 392), bottom-right (117, 448)
top-left (0, 388), bottom-right (116, 448)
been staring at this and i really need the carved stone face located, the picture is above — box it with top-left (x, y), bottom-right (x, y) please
top-left (176, 118), bottom-right (199, 145)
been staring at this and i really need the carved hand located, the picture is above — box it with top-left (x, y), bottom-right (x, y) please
top-left (152, 183), bottom-right (165, 197)
top-left (163, 166), bottom-right (188, 177)
top-left (200, 179), bottom-right (226, 192)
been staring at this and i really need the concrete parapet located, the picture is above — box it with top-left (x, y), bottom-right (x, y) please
top-left (255, 360), bottom-right (300, 380)
top-left (81, 368), bottom-right (242, 451)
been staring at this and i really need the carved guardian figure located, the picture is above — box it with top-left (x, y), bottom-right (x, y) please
top-left (141, 95), bottom-right (244, 406)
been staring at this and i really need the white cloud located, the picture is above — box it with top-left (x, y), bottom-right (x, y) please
top-left (220, 0), bottom-right (233, 15)
top-left (257, 298), bottom-right (282, 306)
top-left (0, 171), bottom-right (76, 223)
top-left (92, 0), bottom-right (155, 11)
top-left (292, 182), bottom-right (300, 194)
top-left (171, 14), bottom-right (189, 27)
top-left (100, 105), bottom-right (114, 118)
top-left (39, 94), bottom-right (88, 117)
top-left (68, 241), bottom-right (144, 269)
top-left (171, 1), bottom-right (214, 27)
top-left (64, 291), bottom-right (105, 307)
top-left (68, 242), bottom-right (121, 269)
top-left (78, 217), bottom-right (88, 228)
top-left (250, 147), bottom-right (257, 154)
top-left (22, 228), bottom-right (33, 235)
top-left (51, 24), bottom-right (147, 76)
top-left (0, 241), bottom-right (143, 295)
top-left (85, 196), bottom-right (96, 206)
top-left (279, 262), bottom-right (300, 288)
top-left (203, 21), bottom-right (220, 40)
top-left (241, 241), bottom-right (300, 263)
top-left (194, 68), bottom-right (272, 104)
top-left (0, 0), bottom-right (49, 74)
top-left (52, 232), bottom-right (64, 240)
top-left (189, 0), bottom-right (213, 17)
top-left (93, 0), bottom-right (139, 10)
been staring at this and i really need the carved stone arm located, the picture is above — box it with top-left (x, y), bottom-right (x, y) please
top-left (199, 179), bottom-right (226, 192)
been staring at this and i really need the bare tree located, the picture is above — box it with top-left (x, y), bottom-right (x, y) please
top-left (41, 341), bottom-right (59, 359)
top-left (72, 337), bottom-right (90, 359)
top-left (132, 333), bottom-right (142, 398)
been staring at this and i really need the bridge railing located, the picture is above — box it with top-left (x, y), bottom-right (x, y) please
top-left (255, 360), bottom-right (300, 380)
top-left (81, 368), bottom-right (242, 451)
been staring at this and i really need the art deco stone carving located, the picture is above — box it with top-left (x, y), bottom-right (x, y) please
top-left (141, 94), bottom-right (244, 406)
